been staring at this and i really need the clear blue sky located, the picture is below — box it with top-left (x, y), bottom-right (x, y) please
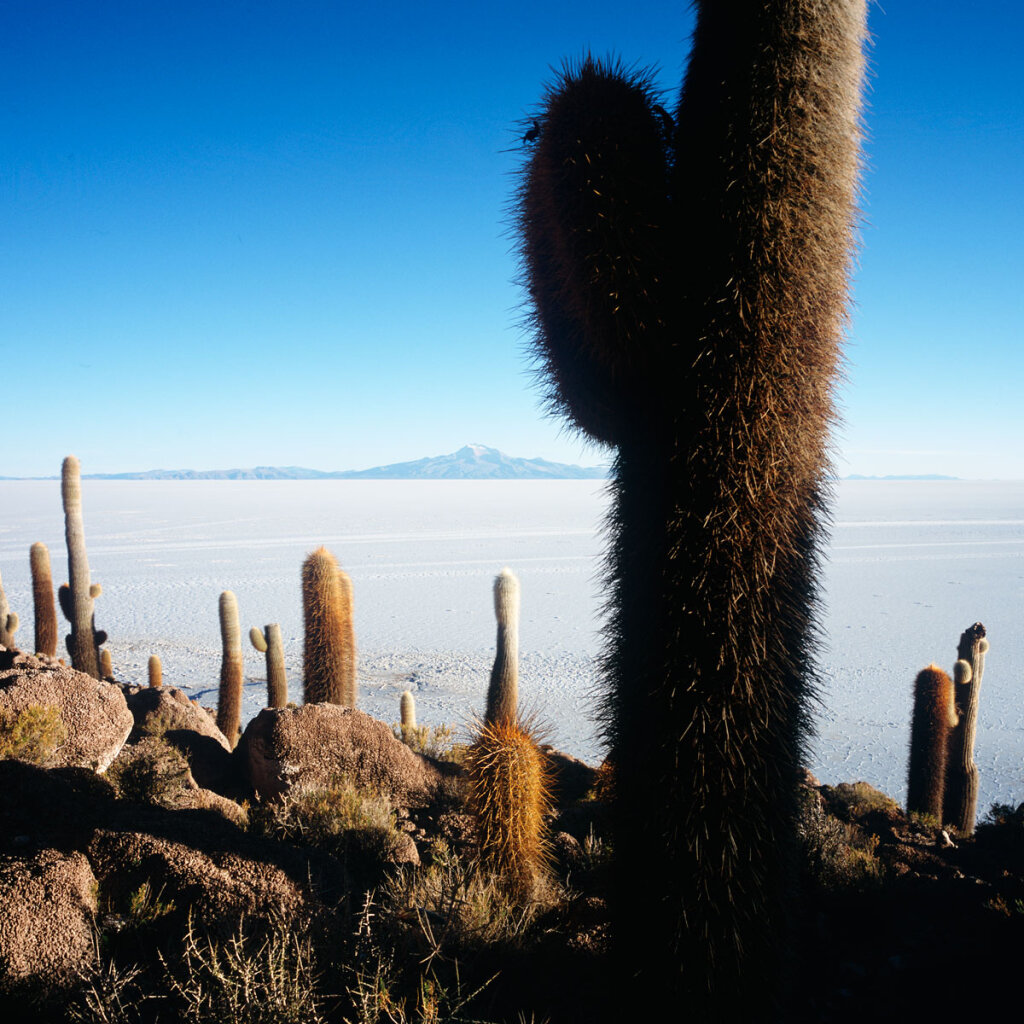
top-left (4, 2), bottom-right (1022, 478)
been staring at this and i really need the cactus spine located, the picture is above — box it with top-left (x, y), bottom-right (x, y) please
top-left (906, 665), bottom-right (957, 819)
top-left (60, 456), bottom-right (105, 678)
top-left (250, 623), bottom-right (288, 708)
top-left (517, 1), bottom-right (866, 1014)
top-left (30, 542), bottom-right (58, 657)
top-left (216, 591), bottom-right (244, 748)
top-left (301, 547), bottom-right (355, 706)
top-left (148, 654), bottom-right (163, 689)
top-left (0, 568), bottom-right (17, 649)
top-left (944, 622), bottom-right (989, 834)
top-left (465, 717), bottom-right (551, 895)
top-left (485, 568), bottom-right (520, 726)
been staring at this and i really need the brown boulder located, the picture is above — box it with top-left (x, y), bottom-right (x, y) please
top-left (0, 849), bottom-right (98, 987)
top-left (121, 685), bottom-right (244, 798)
top-left (240, 704), bottom-right (458, 806)
top-left (86, 829), bottom-right (310, 928)
top-left (0, 655), bottom-right (132, 772)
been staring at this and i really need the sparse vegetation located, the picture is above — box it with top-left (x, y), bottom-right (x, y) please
top-left (0, 703), bottom-right (66, 764)
top-left (107, 736), bottom-right (191, 807)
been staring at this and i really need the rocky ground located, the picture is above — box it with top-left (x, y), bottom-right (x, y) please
top-left (0, 643), bottom-right (1021, 1022)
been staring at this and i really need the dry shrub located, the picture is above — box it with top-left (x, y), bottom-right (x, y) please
top-left (108, 737), bottom-right (191, 808)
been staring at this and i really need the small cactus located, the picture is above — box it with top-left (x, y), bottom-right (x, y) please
top-left (465, 716), bottom-right (552, 894)
top-left (148, 654), bottom-right (162, 689)
top-left (250, 623), bottom-right (288, 708)
top-left (100, 647), bottom-right (113, 679)
top-left (400, 689), bottom-right (417, 731)
top-left (485, 568), bottom-right (520, 726)
top-left (216, 591), bottom-right (244, 748)
top-left (60, 456), bottom-right (105, 678)
top-left (0, 567), bottom-right (19, 649)
top-left (30, 542), bottom-right (58, 658)
top-left (301, 547), bottom-right (356, 706)
top-left (906, 665), bottom-right (957, 820)
top-left (944, 623), bottom-right (989, 834)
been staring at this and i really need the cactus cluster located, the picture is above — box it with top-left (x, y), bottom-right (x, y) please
top-left (516, 0), bottom-right (866, 1012)
top-left (906, 624), bottom-right (990, 834)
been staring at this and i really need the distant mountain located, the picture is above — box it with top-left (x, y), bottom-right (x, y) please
top-left (62, 446), bottom-right (607, 481)
top-left (843, 474), bottom-right (961, 481)
top-left (336, 445), bottom-right (606, 480)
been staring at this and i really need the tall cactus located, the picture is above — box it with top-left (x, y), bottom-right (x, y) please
top-left (944, 622), bottom-right (989, 834)
top-left (30, 542), bottom-right (58, 657)
top-left (216, 590), bottom-right (244, 748)
top-left (485, 568), bottom-right (520, 726)
top-left (301, 547), bottom-right (356, 706)
top-left (906, 665), bottom-right (958, 820)
top-left (0, 567), bottom-right (18, 649)
top-left (517, 1), bottom-right (866, 1014)
top-left (250, 623), bottom-right (289, 708)
top-left (60, 456), bottom-right (106, 678)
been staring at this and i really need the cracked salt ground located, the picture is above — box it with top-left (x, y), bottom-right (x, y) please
top-left (0, 478), bottom-right (1022, 807)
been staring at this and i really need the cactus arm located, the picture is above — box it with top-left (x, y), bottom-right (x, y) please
top-left (337, 570), bottom-right (357, 707)
top-left (249, 627), bottom-right (268, 653)
top-left (0, 569), bottom-right (15, 648)
top-left (484, 568), bottom-right (520, 726)
top-left (520, 59), bottom-right (672, 444)
top-left (216, 591), bottom-right (244, 748)
top-left (30, 542), bottom-right (58, 658)
top-left (944, 622), bottom-right (989, 834)
top-left (61, 456), bottom-right (102, 678)
top-left (263, 623), bottom-right (288, 709)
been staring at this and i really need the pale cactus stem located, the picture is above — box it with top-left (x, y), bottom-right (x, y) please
top-left (251, 624), bottom-right (288, 708)
top-left (485, 568), bottom-right (520, 726)
top-left (216, 590), bottom-right (244, 748)
top-left (148, 654), bottom-right (163, 689)
top-left (61, 456), bottom-right (102, 678)
top-left (944, 622), bottom-right (989, 834)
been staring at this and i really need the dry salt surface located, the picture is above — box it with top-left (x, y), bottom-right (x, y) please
top-left (0, 478), bottom-right (1021, 814)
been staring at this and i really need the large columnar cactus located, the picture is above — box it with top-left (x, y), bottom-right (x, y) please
top-left (517, 1), bottom-right (866, 1014)
top-left (301, 547), bottom-right (355, 705)
top-left (485, 568), bottom-right (520, 726)
top-left (250, 623), bottom-right (288, 708)
top-left (944, 622), bottom-right (989, 834)
top-left (30, 542), bottom-right (58, 657)
top-left (465, 717), bottom-right (551, 895)
top-left (60, 456), bottom-right (106, 678)
top-left (0, 567), bottom-right (18, 649)
top-left (906, 665), bottom-right (958, 820)
top-left (216, 590), bottom-right (244, 748)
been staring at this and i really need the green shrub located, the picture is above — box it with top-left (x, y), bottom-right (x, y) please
top-left (0, 704), bottom-right (66, 764)
top-left (798, 788), bottom-right (885, 891)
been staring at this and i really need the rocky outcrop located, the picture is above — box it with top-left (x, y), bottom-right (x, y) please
top-left (0, 649), bottom-right (132, 772)
top-left (240, 704), bottom-right (459, 806)
top-left (0, 849), bottom-right (98, 987)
